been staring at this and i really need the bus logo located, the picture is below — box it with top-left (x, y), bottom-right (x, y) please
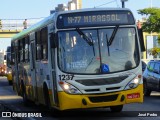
top-left (101, 64), bottom-right (110, 73)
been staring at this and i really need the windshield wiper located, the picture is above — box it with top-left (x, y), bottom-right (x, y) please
top-left (108, 25), bottom-right (119, 46)
top-left (76, 28), bottom-right (93, 46)
top-left (89, 33), bottom-right (95, 56)
top-left (105, 26), bottom-right (119, 56)
top-left (106, 34), bottom-right (110, 56)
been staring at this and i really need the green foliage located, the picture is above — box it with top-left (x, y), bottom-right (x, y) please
top-left (138, 7), bottom-right (160, 33)
top-left (158, 35), bottom-right (160, 44)
top-left (148, 47), bottom-right (160, 57)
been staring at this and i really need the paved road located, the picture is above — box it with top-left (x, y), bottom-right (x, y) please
top-left (0, 77), bottom-right (160, 120)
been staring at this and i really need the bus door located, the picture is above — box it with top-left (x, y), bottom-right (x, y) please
top-left (50, 33), bottom-right (59, 106)
top-left (30, 41), bottom-right (38, 101)
top-left (14, 42), bottom-right (20, 95)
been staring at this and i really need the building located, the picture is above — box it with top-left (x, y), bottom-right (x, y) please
top-left (52, 0), bottom-right (82, 12)
top-left (137, 20), bottom-right (160, 60)
top-left (55, 4), bottom-right (68, 12)
top-left (142, 32), bottom-right (159, 60)
top-left (68, 0), bottom-right (82, 10)
top-left (72, 0), bottom-right (82, 9)
top-left (68, 1), bottom-right (76, 10)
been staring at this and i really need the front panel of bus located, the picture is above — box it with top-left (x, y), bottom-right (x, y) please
top-left (53, 10), bottom-right (143, 110)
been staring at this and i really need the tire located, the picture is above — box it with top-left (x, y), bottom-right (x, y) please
top-left (9, 81), bottom-right (12, 85)
top-left (110, 105), bottom-right (123, 112)
top-left (22, 84), bottom-right (30, 106)
top-left (44, 85), bottom-right (51, 109)
top-left (143, 82), bottom-right (151, 96)
top-left (43, 85), bottom-right (60, 115)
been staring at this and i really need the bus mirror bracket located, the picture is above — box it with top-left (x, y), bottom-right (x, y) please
top-left (50, 33), bottom-right (57, 48)
top-left (138, 28), bottom-right (145, 52)
top-left (10, 61), bottom-right (14, 65)
top-left (4, 55), bottom-right (6, 60)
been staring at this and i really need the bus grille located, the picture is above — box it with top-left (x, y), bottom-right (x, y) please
top-left (76, 76), bottom-right (128, 86)
top-left (88, 94), bottom-right (118, 103)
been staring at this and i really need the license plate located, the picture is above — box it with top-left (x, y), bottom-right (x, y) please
top-left (127, 93), bottom-right (140, 99)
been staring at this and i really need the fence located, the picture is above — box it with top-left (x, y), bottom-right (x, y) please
top-left (0, 18), bottom-right (44, 30)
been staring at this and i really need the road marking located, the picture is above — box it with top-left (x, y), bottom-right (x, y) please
top-left (0, 95), bottom-right (21, 100)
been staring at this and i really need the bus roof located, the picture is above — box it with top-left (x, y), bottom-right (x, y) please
top-left (11, 8), bottom-right (133, 42)
top-left (57, 8), bottom-right (132, 14)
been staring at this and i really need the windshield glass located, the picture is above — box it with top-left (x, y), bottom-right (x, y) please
top-left (58, 27), bottom-right (139, 74)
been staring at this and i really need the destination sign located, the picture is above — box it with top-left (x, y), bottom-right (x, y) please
top-left (57, 10), bottom-right (135, 29)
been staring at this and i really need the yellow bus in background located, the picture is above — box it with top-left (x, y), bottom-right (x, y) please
top-left (0, 51), bottom-right (6, 76)
top-left (5, 46), bottom-right (12, 85)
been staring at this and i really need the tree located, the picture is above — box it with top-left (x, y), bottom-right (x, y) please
top-left (148, 47), bottom-right (160, 57)
top-left (138, 7), bottom-right (160, 33)
top-left (138, 8), bottom-right (160, 56)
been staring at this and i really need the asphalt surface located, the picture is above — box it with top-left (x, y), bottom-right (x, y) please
top-left (0, 76), bottom-right (160, 120)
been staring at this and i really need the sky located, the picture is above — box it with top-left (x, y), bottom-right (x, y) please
top-left (0, 0), bottom-right (160, 20)
top-left (0, 0), bottom-right (160, 51)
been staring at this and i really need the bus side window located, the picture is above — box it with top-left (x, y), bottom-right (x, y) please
top-left (36, 31), bottom-right (42, 60)
top-left (18, 40), bottom-right (22, 62)
top-left (24, 36), bottom-right (29, 62)
top-left (50, 33), bottom-right (57, 48)
top-left (41, 27), bottom-right (48, 60)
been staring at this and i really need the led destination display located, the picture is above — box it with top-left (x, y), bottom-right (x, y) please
top-left (57, 10), bottom-right (135, 29)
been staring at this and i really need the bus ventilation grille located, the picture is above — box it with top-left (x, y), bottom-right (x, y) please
top-left (88, 94), bottom-right (118, 103)
top-left (76, 76), bottom-right (128, 86)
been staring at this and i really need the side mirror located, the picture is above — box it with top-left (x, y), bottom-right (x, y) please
top-left (10, 61), bottom-right (14, 65)
top-left (4, 55), bottom-right (6, 60)
top-left (138, 28), bottom-right (145, 52)
top-left (50, 33), bottom-right (57, 48)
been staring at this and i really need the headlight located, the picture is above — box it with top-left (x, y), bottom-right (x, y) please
top-left (124, 75), bottom-right (141, 90)
top-left (59, 81), bottom-right (82, 94)
top-left (8, 70), bottom-right (12, 74)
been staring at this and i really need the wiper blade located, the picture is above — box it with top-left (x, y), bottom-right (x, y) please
top-left (108, 25), bottom-right (119, 46)
top-left (89, 33), bottom-right (95, 56)
top-left (76, 28), bottom-right (93, 46)
top-left (106, 34), bottom-right (110, 56)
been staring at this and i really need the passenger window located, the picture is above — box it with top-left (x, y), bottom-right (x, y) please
top-left (36, 31), bottom-right (42, 60)
top-left (35, 27), bottom-right (48, 60)
top-left (24, 36), bottom-right (29, 62)
top-left (41, 27), bottom-right (48, 60)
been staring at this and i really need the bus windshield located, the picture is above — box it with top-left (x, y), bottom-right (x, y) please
top-left (58, 27), bottom-right (139, 74)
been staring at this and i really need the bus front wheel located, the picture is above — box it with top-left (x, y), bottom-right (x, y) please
top-left (110, 105), bottom-right (123, 112)
top-left (43, 84), bottom-right (51, 109)
top-left (143, 81), bottom-right (151, 96)
top-left (9, 81), bottom-right (12, 85)
top-left (22, 83), bottom-right (30, 106)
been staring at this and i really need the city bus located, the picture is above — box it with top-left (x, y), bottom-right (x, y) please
top-left (11, 8), bottom-right (144, 112)
top-left (5, 46), bottom-right (12, 85)
top-left (0, 50), bottom-right (6, 76)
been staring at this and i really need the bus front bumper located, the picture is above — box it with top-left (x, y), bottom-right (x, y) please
top-left (57, 84), bottom-right (143, 110)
